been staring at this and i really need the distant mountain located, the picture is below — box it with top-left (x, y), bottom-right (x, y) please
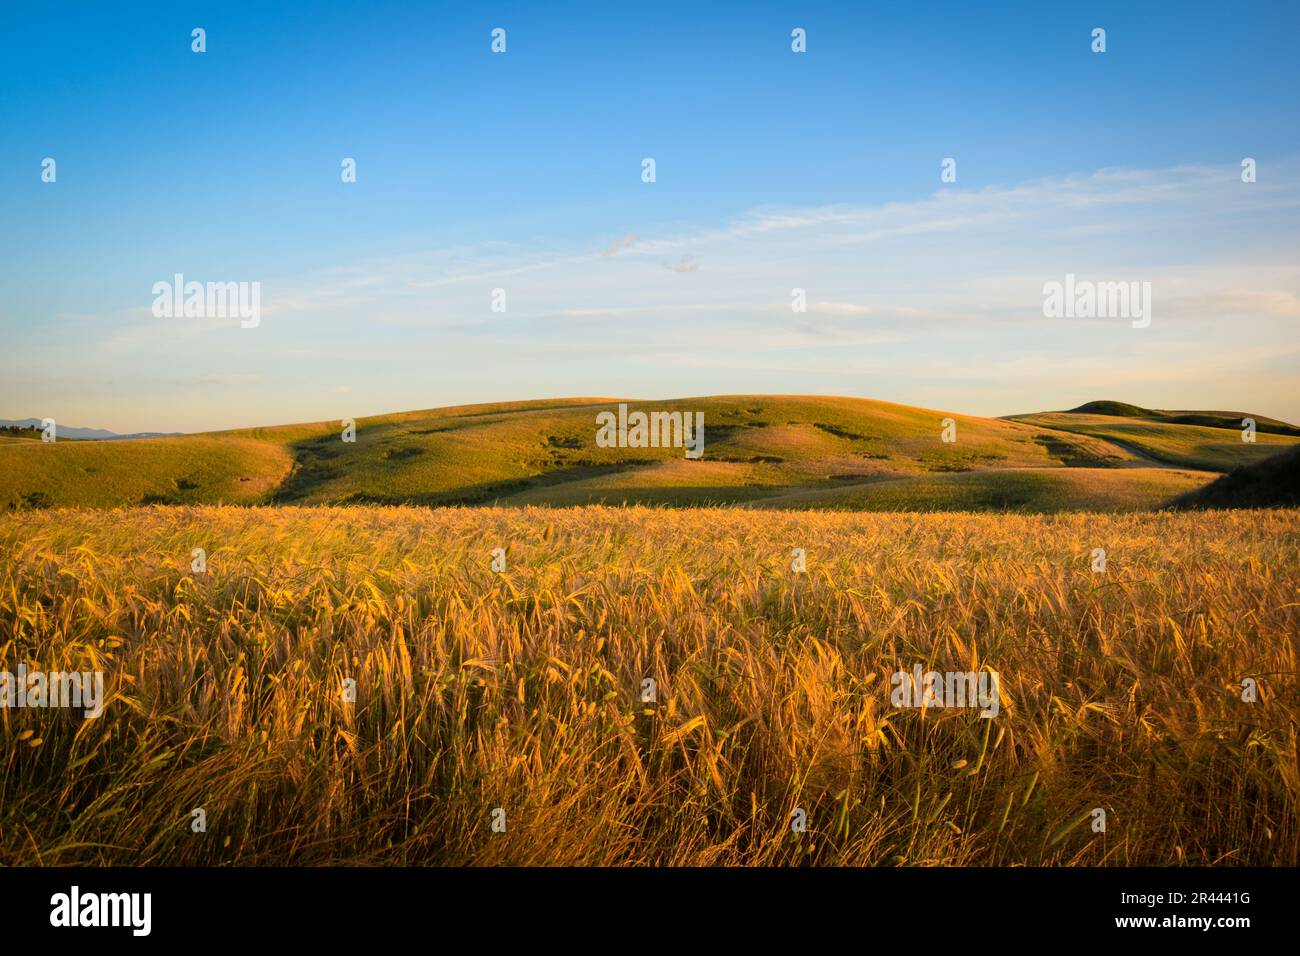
top-left (0, 419), bottom-right (181, 441)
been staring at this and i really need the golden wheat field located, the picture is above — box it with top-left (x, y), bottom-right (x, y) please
top-left (0, 505), bottom-right (1297, 866)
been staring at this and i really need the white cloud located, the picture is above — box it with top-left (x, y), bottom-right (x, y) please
top-left (18, 160), bottom-right (1300, 429)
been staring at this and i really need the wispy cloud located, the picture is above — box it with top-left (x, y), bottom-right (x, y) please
top-left (13, 160), bottom-right (1300, 430)
top-left (600, 233), bottom-right (637, 257)
top-left (198, 372), bottom-right (262, 386)
top-left (234, 160), bottom-right (1300, 333)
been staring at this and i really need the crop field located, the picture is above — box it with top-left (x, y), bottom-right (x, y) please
top-left (1, 505), bottom-right (1296, 866)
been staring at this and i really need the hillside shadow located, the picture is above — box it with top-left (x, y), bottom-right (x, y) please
top-left (324, 461), bottom-right (660, 507)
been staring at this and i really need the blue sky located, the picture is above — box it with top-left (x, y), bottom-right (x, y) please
top-left (2, 0), bottom-right (1298, 432)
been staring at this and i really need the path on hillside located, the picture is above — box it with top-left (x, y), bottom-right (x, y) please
top-left (1099, 437), bottom-right (1175, 468)
top-left (1081, 439), bottom-right (1175, 468)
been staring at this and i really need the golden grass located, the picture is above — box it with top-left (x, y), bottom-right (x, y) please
top-left (7, 395), bottom-right (1233, 510)
top-left (1, 505), bottom-right (1296, 865)
top-left (1011, 413), bottom-right (1299, 470)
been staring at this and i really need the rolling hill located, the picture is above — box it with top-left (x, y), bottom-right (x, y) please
top-left (1172, 444), bottom-right (1300, 509)
top-left (1, 396), bottom-right (1295, 512)
top-left (1002, 414), bottom-right (1292, 472)
top-left (1059, 401), bottom-right (1300, 436)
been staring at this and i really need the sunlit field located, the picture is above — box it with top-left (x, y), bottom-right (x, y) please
top-left (2, 505), bottom-right (1296, 865)
top-left (7, 396), bottom-right (1292, 511)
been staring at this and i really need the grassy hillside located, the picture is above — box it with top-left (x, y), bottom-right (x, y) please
top-left (1067, 401), bottom-right (1300, 436)
top-left (749, 466), bottom-right (1214, 513)
top-left (0, 425), bottom-right (48, 442)
top-left (0, 436), bottom-right (291, 509)
top-left (1174, 445), bottom-right (1300, 510)
top-left (1007, 412), bottom-right (1297, 471)
top-left (3, 395), bottom-right (1296, 511)
top-left (2, 505), bottom-right (1295, 865)
top-left (405, 395), bottom-right (1141, 508)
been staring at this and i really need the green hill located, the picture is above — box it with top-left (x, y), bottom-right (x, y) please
top-left (748, 466), bottom-right (1214, 513)
top-left (1172, 445), bottom-right (1300, 510)
top-left (0, 436), bottom-right (292, 508)
top-left (1007, 408), bottom-right (1297, 471)
top-left (1063, 400), bottom-right (1300, 436)
top-left (2, 395), bottom-right (1296, 512)
top-left (1067, 400), bottom-right (1155, 419)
